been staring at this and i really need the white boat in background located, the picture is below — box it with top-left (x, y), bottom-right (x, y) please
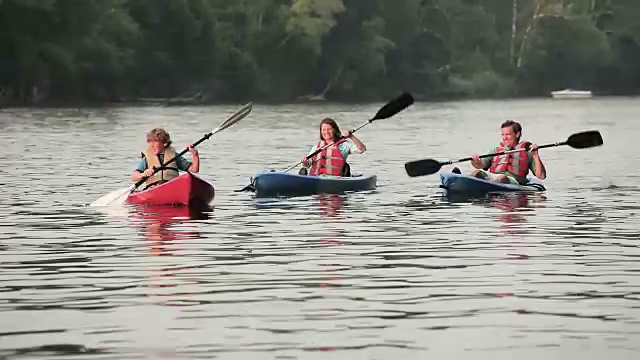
top-left (550, 89), bottom-right (593, 99)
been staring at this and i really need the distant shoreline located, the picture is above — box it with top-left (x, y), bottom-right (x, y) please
top-left (1, 92), bottom-right (637, 109)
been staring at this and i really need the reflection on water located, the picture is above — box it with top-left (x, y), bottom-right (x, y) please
top-left (317, 194), bottom-right (345, 218)
top-left (443, 191), bottom-right (547, 230)
top-left (129, 204), bottom-right (211, 256)
top-left (441, 191), bottom-right (550, 262)
top-left (1, 99), bottom-right (640, 359)
top-left (127, 205), bottom-right (213, 309)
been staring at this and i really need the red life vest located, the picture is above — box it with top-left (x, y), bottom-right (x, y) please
top-left (310, 140), bottom-right (346, 176)
top-left (489, 141), bottom-right (530, 178)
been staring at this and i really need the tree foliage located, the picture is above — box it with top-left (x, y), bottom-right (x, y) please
top-left (0, 0), bottom-right (638, 105)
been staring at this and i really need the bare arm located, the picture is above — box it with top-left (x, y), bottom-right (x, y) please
top-left (471, 155), bottom-right (490, 170)
top-left (131, 170), bottom-right (144, 182)
top-left (187, 146), bottom-right (199, 173)
top-left (131, 168), bottom-right (154, 182)
top-left (188, 153), bottom-right (199, 173)
top-left (471, 158), bottom-right (484, 169)
top-left (132, 155), bottom-right (151, 182)
top-left (301, 145), bottom-right (318, 168)
top-left (531, 151), bottom-right (546, 180)
top-left (349, 133), bottom-right (366, 153)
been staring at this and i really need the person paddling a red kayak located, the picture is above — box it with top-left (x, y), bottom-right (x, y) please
top-left (299, 118), bottom-right (367, 177)
top-left (131, 128), bottom-right (200, 189)
top-left (461, 120), bottom-right (547, 185)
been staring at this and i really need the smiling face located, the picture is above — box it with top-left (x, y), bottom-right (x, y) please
top-left (321, 123), bottom-right (335, 142)
top-left (501, 123), bottom-right (520, 148)
top-left (318, 118), bottom-right (340, 143)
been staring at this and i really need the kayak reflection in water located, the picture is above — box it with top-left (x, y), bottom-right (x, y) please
top-left (131, 128), bottom-right (200, 190)
top-left (298, 118), bottom-right (366, 177)
top-left (462, 120), bottom-right (547, 185)
top-left (133, 205), bottom-right (209, 256)
top-left (317, 193), bottom-right (344, 218)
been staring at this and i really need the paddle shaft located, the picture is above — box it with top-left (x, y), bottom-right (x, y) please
top-left (282, 120), bottom-right (370, 173)
top-left (446, 141), bottom-right (563, 166)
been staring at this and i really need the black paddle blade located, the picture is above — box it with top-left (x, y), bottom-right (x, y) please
top-left (372, 92), bottom-right (414, 121)
top-left (404, 159), bottom-right (443, 177)
top-left (566, 130), bottom-right (603, 149)
top-left (236, 176), bottom-right (258, 192)
top-left (236, 184), bottom-right (255, 192)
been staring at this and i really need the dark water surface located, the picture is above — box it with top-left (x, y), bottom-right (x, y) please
top-left (1, 97), bottom-right (639, 359)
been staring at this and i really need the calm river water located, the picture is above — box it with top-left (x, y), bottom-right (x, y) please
top-left (1, 97), bottom-right (639, 359)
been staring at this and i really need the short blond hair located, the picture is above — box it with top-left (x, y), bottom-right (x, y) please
top-left (146, 128), bottom-right (172, 146)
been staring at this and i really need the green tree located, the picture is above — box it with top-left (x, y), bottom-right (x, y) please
top-left (517, 15), bottom-right (612, 94)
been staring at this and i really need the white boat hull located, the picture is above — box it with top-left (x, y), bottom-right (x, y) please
top-left (551, 89), bottom-right (593, 99)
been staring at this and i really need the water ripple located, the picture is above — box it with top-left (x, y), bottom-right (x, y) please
top-left (1, 99), bottom-right (639, 359)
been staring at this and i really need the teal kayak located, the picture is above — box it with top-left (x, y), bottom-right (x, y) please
top-left (251, 171), bottom-right (377, 198)
top-left (439, 171), bottom-right (546, 195)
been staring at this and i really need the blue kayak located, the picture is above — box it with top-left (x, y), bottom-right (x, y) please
top-left (439, 172), bottom-right (546, 195)
top-left (251, 171), bottom-right (377, 198)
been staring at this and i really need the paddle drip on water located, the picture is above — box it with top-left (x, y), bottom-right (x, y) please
top-left (90, 102), bottom-right (253, 207)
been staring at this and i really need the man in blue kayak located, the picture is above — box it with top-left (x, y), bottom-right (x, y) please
top-left (131, 128), bottom-right (199, 189)
top-left (458, 120), bottom-right (547, 185)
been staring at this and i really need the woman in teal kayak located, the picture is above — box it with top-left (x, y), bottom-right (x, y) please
top-left (131, 128), bottom-right (200, 189)
top-left (466, 120), bottom-right (546, 185)
top-left (299, 118), bottom-right (366, 177)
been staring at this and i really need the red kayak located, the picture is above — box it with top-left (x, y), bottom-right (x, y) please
top-left (126, 173), bottom-right (215, 206)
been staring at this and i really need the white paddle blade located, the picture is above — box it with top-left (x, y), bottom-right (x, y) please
top-left (90, 185), bottom-right (133, 207)
top-left (211, 102), bottom-right (252, 134)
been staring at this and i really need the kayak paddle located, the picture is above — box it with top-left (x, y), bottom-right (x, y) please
top-left (236, 92), bottom-right (415, 192)
top-left (90, 102), bottom-right (253, 206)
top-left (404, 130), bottom-right (604, 177)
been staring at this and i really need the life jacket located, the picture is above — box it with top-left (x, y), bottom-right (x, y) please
top-left (141, 146), bottom-right (180, 186)
top-left (309, 140), bottom-right (346, 176)
top-left (489, 141), bottom-right (530, 182)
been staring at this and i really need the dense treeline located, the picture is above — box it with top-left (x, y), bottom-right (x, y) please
top-left (1, 0), bottom-right (639, 106)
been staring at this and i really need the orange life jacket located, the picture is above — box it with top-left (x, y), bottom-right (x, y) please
top-left (310, 140), bottom-right (346, 176)
top-left (489, 141), bottom-right (530, 179)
